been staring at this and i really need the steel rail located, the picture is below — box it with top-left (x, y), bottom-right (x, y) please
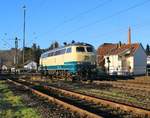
top-left (7, 79), bottom-right (102, 118)
top-left (11, 78), bottom-right (150, 117)
top-left (94, 81), bottom-right (150, 91)
top-left (43, 85), bottom-right (150, 117)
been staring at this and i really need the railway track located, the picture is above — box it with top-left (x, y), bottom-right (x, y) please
top-left (6, 81), bottom-right (76, 118)
top-left (93, 81), bottom-right (150, 92)
top-left (8, 78), bottom-right (150, 118)
top-left (19, 77), bottom-right (150, 110)
top-left (8, 73), bottom-right (150, 91)
top-left (7, 79), bottom-right (102, 118)
top-left (118, 77), bottom-right (150, 85)
top-left (28, 78), bottom-right (150, 110)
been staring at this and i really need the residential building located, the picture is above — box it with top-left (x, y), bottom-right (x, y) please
top-left (24, 60), bottom-right (37, 70)
top-left (147, 56), bottom-right (150, 65)
top-left (97, 27), bottom-right (147, 75)
top-left (104, 43), bottom-right (147, 75)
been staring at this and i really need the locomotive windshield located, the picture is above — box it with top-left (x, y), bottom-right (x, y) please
top-left (76, 47), bottom-right (85, 52)
top-left (86, 47), bottom-right (93, 52)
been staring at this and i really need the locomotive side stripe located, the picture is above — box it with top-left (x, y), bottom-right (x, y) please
top-left (46, 63), bottom-right (78, 73)
top-left (64, 61), bottom-right (77, 65)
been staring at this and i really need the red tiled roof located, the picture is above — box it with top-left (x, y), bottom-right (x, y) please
top-left (97, 43), bottom-right (140, 56)
top-left (97, 43), bottom-right (117, 56)
top-left (107, 43), bottom-right (140, 55)
top-left (97, 43), bottom-right (140, 66)
top-left (97, 43), bottom-right (117, 66)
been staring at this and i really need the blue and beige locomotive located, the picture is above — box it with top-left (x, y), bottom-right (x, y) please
top-left (39, 42), bottom-right (96, 79)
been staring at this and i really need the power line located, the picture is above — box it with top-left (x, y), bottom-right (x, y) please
top-left (41, 0), bottom-right (112, 36)
top-left (13, 0), bottom-right (45, 36)
top-left (26, 33), bottom-right (38, 46)
top-left (92, 20), bottom-right (150, 44)
top-left (1, 38), bottom-right (13, 48)
top-left (0, 33), bottom-right (13, 48)
top-left (101, 22), bottom-right (148, 37)
top-left (56, 0), bottom-right (112, 26)
top-left (62, 0), bottom-right (150, 36)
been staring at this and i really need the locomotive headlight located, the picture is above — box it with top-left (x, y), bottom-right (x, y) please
top-left (77, 62), bottom-right (82, 64)
top-left (84, 56), bottom-right (89, 61)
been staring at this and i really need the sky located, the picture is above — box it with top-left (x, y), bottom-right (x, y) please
top-left (0, 0), bottom-right (150, 50)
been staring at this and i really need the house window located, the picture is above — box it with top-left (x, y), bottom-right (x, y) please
top-left (118, 56), bottom-right (121, 61)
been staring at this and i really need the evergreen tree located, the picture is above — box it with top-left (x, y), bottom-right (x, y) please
top-left (54, 41), bottom-right (59, 48)
top-left (146, 44), bottom-right (150, 55)
top-left (24, 47), bottom-right (32, 62)
top-left (49, 41), bottom-right (59, 50)
top-left (35, 45), bottom-right (42, 66)
top-left (17, 41), bottom-right (60, 68)
top-left (32, 43), bottom-right (37, 61)
top-left (31, 43), bottom-right (42, 65)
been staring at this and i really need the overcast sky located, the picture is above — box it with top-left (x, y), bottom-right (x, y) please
top-left (0, 0), bottom-right (150, 50)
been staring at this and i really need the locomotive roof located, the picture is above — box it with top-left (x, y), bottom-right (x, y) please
top-left (65, 42), bottom-right (92, 47)
top-left (41, 42), bottom-right (93, 56)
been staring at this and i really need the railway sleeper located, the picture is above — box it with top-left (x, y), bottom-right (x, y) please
top-left (10, 79), bottom-right (150, 118)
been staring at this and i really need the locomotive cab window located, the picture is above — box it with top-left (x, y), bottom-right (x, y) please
top-left (42, 53), bottom-right (48, 58)
top-left (86, 47), bottom-right (93, 52)
top-left (66, 47), bottom-right (72, 53)
top-left (53, 48), bottom-right (66, 56)
top-left (48, 52), bottom-right (54, 57)
top-left (60, 49), bottom-right (66, 54)
top-left (76, 47), bottom-right (85, 52)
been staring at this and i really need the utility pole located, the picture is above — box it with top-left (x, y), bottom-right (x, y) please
top-left (15, 37), bottom-right (19, 73)
top-left (23, 5), bottom-right (26, 67)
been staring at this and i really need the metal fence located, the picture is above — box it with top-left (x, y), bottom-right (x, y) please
top-left (106, 66), bottom-right (148, 76)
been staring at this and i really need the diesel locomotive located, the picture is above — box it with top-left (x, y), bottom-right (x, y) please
top-left (39, 42), bottom-right (96, 79)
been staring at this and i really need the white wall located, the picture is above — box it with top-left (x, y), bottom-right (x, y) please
top-left (104, 55), bottom-right (121, 74)
top-left (105, 55), bottom-right (134, 75)
top-left (24, 62), bottom-right (37, 70)
top-left (126, 56), bottom-right (134, 73)
top-left (147, 56), bottom-right (150, 64)
top-left (134, 45), bottom-right (147, 75)
top-left (104, 45), bottom-right (147, 75)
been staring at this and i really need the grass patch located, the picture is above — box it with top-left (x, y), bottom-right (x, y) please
top-left (15, 108), bottom-right (40, 118)
top-left (78, 88), bottom-right (139, 103)
top-left (0, 80), bottom-right (41, 118)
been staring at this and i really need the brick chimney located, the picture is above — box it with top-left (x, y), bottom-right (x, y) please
top-left (128, 27), bottom-right (131, 45)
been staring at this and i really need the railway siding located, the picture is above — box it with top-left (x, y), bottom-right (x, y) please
top-left (8, 79), bottom-right (102, 118)
top-left (43, 85), bottom-right (150, 117)
top-left (19, 76), bottom-right (150, 110)
top-left (93, 81), bottom-right (150, 92)
top-left (11, 78), bottom-right (150, 117)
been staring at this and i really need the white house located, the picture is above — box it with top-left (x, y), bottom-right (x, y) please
top-left (2, 65), bottom-right (7, 70)
top-left (104, 43), bottom-right (147, 75)
top-left (24, 61), bottom-right (37, 70)
top-left (100, 27), bottom-right (147, 76)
